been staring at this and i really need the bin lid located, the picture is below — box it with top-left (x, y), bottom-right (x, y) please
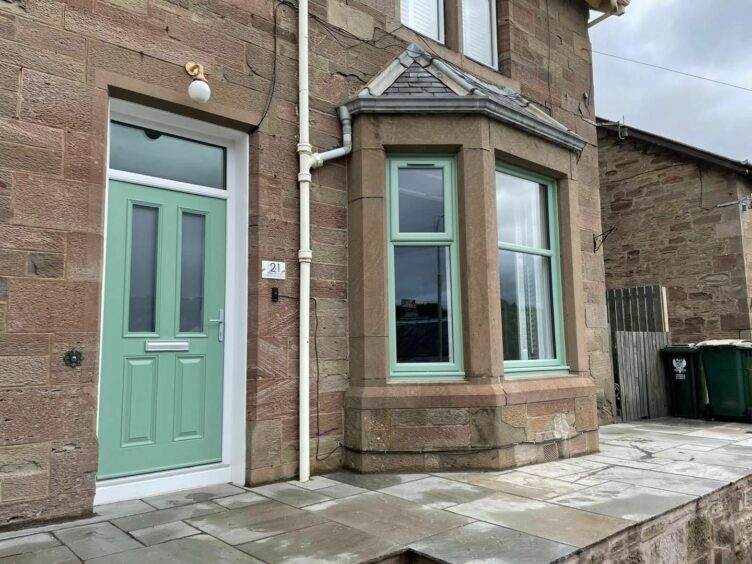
top-left (662, 344), bottom-right (699, 353)
top-left (696, 339), bottom-right (752, 348)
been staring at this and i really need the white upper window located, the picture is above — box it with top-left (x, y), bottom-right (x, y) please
top-left (401, 0), bottom-right (444, 43)
top-left (462, 0), bottom-right (497, 67)
top-left (401, 0), bottom-right (497, 68)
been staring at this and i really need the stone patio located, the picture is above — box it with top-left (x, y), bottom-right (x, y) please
top-left (3, 418), bottom-right (752, 563)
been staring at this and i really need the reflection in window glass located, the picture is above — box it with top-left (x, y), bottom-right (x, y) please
top-left (179, 213), bottom-right (206, 333)
top-left (129, 206), bottom-right (158, 333)
top-left (496, 171), bottom-right (549, 249)
top-left (110, 122), bottom-right (226, 189)
top-left (499, 250), bottom-right (555, 361)
top-left (394, 246), bottom-right (453, 363)
top-left (398, 167), bottom-right (445, 233)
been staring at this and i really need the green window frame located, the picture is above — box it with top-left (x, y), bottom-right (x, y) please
top-left (387, 156), bottom-right (464, 381)
top-left (496, 163), bottom-right (568, 377)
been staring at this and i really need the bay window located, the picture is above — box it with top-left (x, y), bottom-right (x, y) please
top-left (496, 165), bottom-right (567, 375)
top-left (387, 157), bottom-right (464, 379)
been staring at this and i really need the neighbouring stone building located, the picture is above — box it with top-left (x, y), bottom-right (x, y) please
top-left (0, 0), bottom-right (619, 528)
top-left (599, 120), bottom-right (752, 343)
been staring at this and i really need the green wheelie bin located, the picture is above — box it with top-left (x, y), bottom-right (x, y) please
top-left (699, 341), bottom-right (752, 422)
top-left (660, 345), bottom-right (707, 419)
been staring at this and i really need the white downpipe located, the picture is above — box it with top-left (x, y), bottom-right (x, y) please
top-left (297, 0), bottom-right (352, 481)
top-left (298, 0), bottom-right (313, 483)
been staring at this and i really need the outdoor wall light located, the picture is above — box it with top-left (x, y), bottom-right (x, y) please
top-left (185, 62), bottom-right (211, 104)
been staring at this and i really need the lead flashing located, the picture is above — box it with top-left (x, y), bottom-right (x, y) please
top-left (344, 96), bottom-right (588, 153)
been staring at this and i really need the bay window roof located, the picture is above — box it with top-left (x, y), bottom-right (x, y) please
top-left (340, 44), bottom-right (588, 154)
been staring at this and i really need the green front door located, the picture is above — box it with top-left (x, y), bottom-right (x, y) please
top-left (98, 180), bottom-right (226, 480)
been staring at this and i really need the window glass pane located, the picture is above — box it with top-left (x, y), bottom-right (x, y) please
top-left (499, 250), bottom-right (555, 361)
top-left (496, 171), bottom-right (549, 249)
top-left (400, 0), bottom-right (441, 41)
top-left (129, 205), bottom-right (158, 332)
top-left (463, 0), bottom-right (494, 66)
top-left (179, 213), bottom-right (206, 333)
top-left (394, 246), bottom-right (453, 363)
top-left (398, 167), bottom-right (445, 233)
top-left (110, 122), bottom-right (226, 189)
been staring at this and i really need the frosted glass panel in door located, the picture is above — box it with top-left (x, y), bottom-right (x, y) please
top-left (179, 213), bottom-right (206, 333)
top-left (128, 205), bottom-right (158, 333)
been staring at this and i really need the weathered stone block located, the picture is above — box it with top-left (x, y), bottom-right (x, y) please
top-left (390, 425), bottom-right (469, 450)
top-left (27, 253), bottom-right (65, 278)
top-left (247, 419), bottom-right (282, 470)
top-left (0, 355), bottom-right (49, 387)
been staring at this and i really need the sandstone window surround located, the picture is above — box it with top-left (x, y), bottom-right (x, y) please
top-left (399, 0), bottom-right (498, 68)
top-left (387, 156), bottom-right (465, 381)
top-left (348, 114), bottom-right (589, 385)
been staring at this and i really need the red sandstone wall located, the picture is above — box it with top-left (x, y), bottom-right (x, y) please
top-left (598, 128), bottom-right (752, 342)
top-left (0, 0), bottom-right (608, 527)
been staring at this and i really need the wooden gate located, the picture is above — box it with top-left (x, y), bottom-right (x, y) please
top-left (607, 286), bottom-right (671, 421)
top-left (615, 331), bottom-right (671, 421)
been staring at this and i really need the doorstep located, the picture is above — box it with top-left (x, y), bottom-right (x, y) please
top-left (2, 418), bottom-right (752, 562)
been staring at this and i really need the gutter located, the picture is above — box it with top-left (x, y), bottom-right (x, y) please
top-left (297, 1), bottom-right (352, 482)
top-left (588, 0), bottom-right (629, 28)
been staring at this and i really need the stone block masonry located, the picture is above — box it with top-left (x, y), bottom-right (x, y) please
top-left (599, 127), bottom-right (752, 342)
top-left (1, 0), bottom-right (613, 528)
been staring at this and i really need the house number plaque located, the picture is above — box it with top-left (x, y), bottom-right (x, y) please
top-left (261, 260), bottom-right (286, 280)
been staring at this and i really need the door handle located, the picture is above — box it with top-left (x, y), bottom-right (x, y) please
top-left (209, 308), bottom-right (224, 342)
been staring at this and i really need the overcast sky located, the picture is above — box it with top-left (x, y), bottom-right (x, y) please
top-left (590, 0), bottom-right (752, 162)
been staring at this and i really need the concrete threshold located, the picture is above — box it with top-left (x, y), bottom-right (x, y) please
top-left (2, 418), bottom-right (752, 563)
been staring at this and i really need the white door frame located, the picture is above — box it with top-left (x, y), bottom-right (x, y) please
top-left (95, 99), bottom-right (249, 505)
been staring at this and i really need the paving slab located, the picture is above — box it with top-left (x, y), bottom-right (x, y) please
top-left (686, 427), bottom-right (752, 441)
top-left (596, 443), bottom-right (672, 464)
top-left (0, 534), bottom-right (60, 558)
top-left (287, 476), bottom-right (343, 490)
top-left (516, 458), bottom-right (607, 479)
top-left (186, 500), bottom-right (328, 545)
top-left (213, 492), bottom-right (268, 510)
top-left (129, 521), bottom-right (200, 546)
top-left (0, 545), bottom-right (81, 563)
top-left (653, 447), bottom-right (752, 469)
top-left (54, 522), bottom-right (142, 560)
top-left (142, 484), bottom-right (247, 509)
top-left (655, 460), bottom-right (751, 482)
top-left (86, 535), bottom-right (262, 564)
top-left (587, 465), bottom-right (727, 496)
top-left (0, 500), bottom-right (156, 543)
top-left (455, 470), bottom-right (586, 500)
top-left (551, 481), bottom-right (696, 521)
top-left (409, 521), bottom-right (576, 564)
top-left (448, 491), bottom-right (632, 548)
top-left (305, 491), bottom-right (473, 545)
top-left (600, 436), bottom-right (680, 453)
top-left (314, 483), bottom-right (369, 499)
top-left (238, 521), bottom-right (401, 563)
top-left (110, 501), bottom-right (225, 532)
top-left (378, 476), bottom-right (494, 509)
top-left (248, 482), bottom-right (332, 507)
top-left (585, 454), bottom-right (674, 470)
top-left (324, 471), bottom-right (429, 490)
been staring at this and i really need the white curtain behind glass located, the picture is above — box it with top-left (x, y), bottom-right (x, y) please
top-left (401, 0), bottom-right (441, 41)
top-left (462, 0), bottom-right (495, 66)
